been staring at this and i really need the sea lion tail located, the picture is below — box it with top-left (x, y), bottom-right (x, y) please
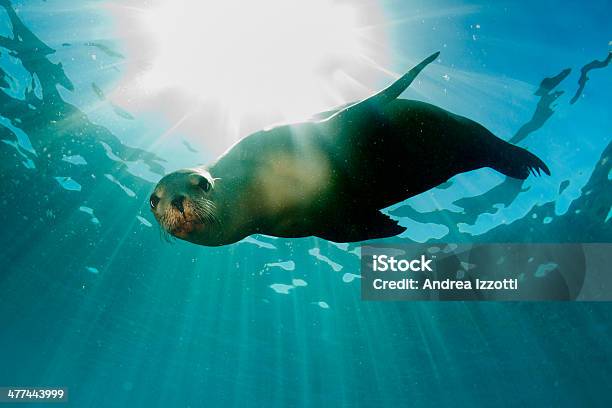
top-left (492, 143), bottom-right (551, 179)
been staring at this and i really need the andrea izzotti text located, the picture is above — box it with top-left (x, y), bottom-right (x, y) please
top-left (370, 254), bottom-right (518, 291)
top-left (360, 245), bottom-right (524, 301)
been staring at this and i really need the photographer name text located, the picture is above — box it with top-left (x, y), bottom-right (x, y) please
top-left (371, 255), bottom-right (518, 291)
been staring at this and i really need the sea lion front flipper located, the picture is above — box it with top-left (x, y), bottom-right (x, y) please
top-left (324, 51), bottom-right (439, 122)
top-left (317, 210), bottom-right (406, 243)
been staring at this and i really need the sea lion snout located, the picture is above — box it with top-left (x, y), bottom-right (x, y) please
top-left (171, 195), bottom-right (185, 213)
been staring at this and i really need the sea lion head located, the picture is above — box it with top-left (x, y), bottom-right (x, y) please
top-left (150, 168), bottom-right (220, 243)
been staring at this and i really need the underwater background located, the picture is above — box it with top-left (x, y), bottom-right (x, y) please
top-left (0, 0), bottom-right (611, 406)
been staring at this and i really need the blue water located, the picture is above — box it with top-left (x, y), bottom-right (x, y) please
top-left (1, 0), bottom-right (611, 406)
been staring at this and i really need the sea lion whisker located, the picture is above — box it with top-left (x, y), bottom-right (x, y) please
top-left (191, 198), bottom-right (220, 226)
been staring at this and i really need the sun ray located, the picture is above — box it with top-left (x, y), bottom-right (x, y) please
top-left (110, 0), bottom-right (391, 124)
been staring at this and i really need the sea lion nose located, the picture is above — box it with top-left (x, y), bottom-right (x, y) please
top-left (171, 195), bottom-right (185, 213)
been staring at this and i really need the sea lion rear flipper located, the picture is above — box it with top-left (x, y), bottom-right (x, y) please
top-left (324, 51), bottom-right (439, 121)
top-left (492, 143), bottom-right (551, 179)
top-left (317, 210), bottom-right (406, 243)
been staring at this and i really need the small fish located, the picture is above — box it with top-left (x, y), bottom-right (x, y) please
top-left (136, 215), bottom-right (152, 227)
top-left (111, 103), bottom-right (135, 120)
top-left (91, 83), bottom-right (105, 100)
top-left (84, 42), bottom-right (125, 59)
top-left (182, 140), bottom-right (198, 153)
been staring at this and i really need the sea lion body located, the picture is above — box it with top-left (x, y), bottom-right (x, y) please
top-left (151, 53), bottom-right (550, 246)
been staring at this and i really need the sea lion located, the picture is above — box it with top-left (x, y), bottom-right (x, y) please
top-left (150, 52), bottom-right (550, 246)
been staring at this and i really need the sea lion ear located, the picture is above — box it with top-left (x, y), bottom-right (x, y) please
top-left (325, 51), bottom-right (440, 121)
top-left (199, 176), bottom-right (211, 192)
top-left (192, 174), bottom-right (212, 192)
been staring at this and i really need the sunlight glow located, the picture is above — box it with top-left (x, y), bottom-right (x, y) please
top-left (139, 0), bottom-right (368, 119)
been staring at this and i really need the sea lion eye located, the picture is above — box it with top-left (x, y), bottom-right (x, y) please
top-left (198, 176), bottom-right (211, 192)
top-left (150, 194), bottom-right (160, 209)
